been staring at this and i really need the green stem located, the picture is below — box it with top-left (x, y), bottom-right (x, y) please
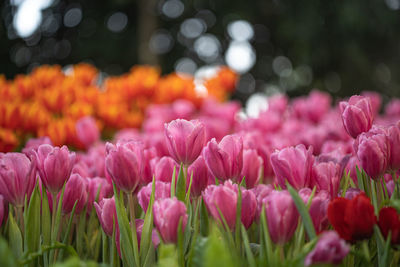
top-left (128, 193), bottom-right (140, 266)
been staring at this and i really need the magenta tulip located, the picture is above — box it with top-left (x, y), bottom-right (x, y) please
top-left (251, 184), bottom-right (274, 220)
top-left (0, 195), bottom-right (7, 227)
top-left (153, 197), bottom-right (188, 243)
top-left (75, 116), bottom-right (100, 148)
top-left (22, 136), bottom-right (52, 158)
top-left (0, 153), bottom-right (36, 207)
top-left (153, 156), bottom-right (179, 183)
top-left (105, 141), bottom-right (144, 193)
top-left (305, 231), bottom-right (349, 266)
top-left (311, 161), bottom-right (341, 199)
top-left (240, 149), bottom-right (263, 188)
top-left (164, 119), bottom-right (207, 164)
top-left (86, 177), bottom-right (112, 212)
top-left (339, 95), bottom-right (373, 138)
top-left (35, 144), bottom-right (76, 195)
top-left (263, 190), bottom-right (299, 244)
top-left (137, 181), bottom-right (171, 213)
top-left (270, 144), bottom-right (314, 189)
top-left (187, 156), bottom-right (212, 198)
top-left (94, 196), bottom-right (117, 236)
top-left (203, 135), bottom-right (243, 182)
top-left (141, 148), bottom-right (158, 184)
top-left (61, 173), bottom-right (88, 214)
top-left (387, 122), bottom-right (400, 170)
top-left (299, 188), bottom-right (330, 233)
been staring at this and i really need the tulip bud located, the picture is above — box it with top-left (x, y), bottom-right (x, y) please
top-left (263, 190), bottom-right (299, 244)
top-left (299, 188), bottom-right (330, 233)
top-left (311, 161), bottom-right (341, 199)
top-left (94, 197), bottom-right (117, 236)
top-left (0, 153), bottom-right (37, 207)
top-left (270, 144), bottom-right (314, 190)
top-left (86, 177), bottom-right (112, 212)
top-left (305, 231), bottom-right (349, 266)
top-left (203, 135), bottom-right (243, 182)
top-left (339, 95), bottom-right (373, 138)
top-left (164, 119), bottom-right (206, 165)
top-left (387, 123), bottom-right (400, 171)
top-left (61, 173), bottom-right (88, 214)
top-left (153, 156), bottom-right (179, 183)
top-left (76, 116), bottom-right (100, 148)
top-left (187, 156), bottom-right (212, 198)
top-left (240, 149), bottom-right (263, 188)
top-left (251, 184), bottom-right (274, 221)
top-left (22, 136), bottom-right (52, 158)
top-left (105, 141), bottom-right (144, 193)
top-left (153, 197), bottom-right (188, 243)
top-left (137, 181), bottom-right (171, 213)
top-left (35, 144), bottom-right (76, 195)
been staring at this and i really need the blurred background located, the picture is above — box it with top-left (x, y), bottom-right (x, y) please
top-left (1, 0), bottom-right (400, 102)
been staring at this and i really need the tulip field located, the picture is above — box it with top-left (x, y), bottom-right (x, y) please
top-left (1, 65), bottom-right (400, 267)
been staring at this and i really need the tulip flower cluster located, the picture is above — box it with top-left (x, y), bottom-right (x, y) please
top-left (0, 64), bottom-right (237, 151)
top-left (1, 89), bottom-right (400, 266)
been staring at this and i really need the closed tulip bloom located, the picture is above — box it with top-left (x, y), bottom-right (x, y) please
top-left (305, 231), bottom-right (350, 266)
top-left (0, 195), bottom-right (7, 227)
top-left (299, 189), bottom-right (330, 233)
top-left (86, 177), bottom-right (112, 212)
top-left (311, 162), bottom-right (341, 199)
top-left (153, 156), bottom-right (179, 183)
top-left (203, 135), bottom-right (243, 182)
top-left (328, 194), bottom-right (376, 242)
top-left (240, 149), bottom-right (263, 188)
top-left (137, 181), bottom-right (171, 213)
top-left (0, 153), bottom-right (36, 207)
top-left (136, 219), bottom-right (160, 248)
top-left (263, 190), bottom-right (299, 244)
top-left (378, 207), bottom-right (400, 244)
top-left (153, 197), bottom-right (188, 243)
top-left (105, 141), bottom-right (144, 193)
top-left (76, 116), bottom-right (100, 149)
top-left (362, 91), bottom-right (382, 116)
top-left (22, 136), bottom-right (52, 158)
top-left (61, 173), bottom-right (88, 214)
top-left (270, 144), bottom-right (314, 190)
top-left (142, 148), bottom-right (158, 184)
top-left (355, 131), bottom-right (389, 179)
top-left (187, 156), bottom-right (212, 198)
top-left (241, 189), bottom-right (257, 229)
top-left (251, 184), bottom-right (274, 220)
top-left (387, 123), bottom-right (400, 170)
top-left (164, 119), bottom-right (206, 165)
top-left (339, 95), bottom-right (373, 138)
top-left (35, 144), bottom-right (76, 195)
top-left (94, 196), bottom-right (117, 236)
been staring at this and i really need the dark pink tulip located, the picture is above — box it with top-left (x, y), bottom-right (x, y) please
top-left (164, 119), bottom-right (207, 165)
top-left (251, 184), bottom-right (274, 221)
top-left (141, 148), bottom-right (158, 184)
top-left (355, 130), bottom-right (389, 179)
top-left (202, 180), bottom-right (256, 230)
top-left (153, 156), bottom-right (179, 183)
top-left (61, 173), bottom-right (88, 214)
top-left (35, 144), bottom-right (76, 195)
top-left (135, 219), bottom-right (160, 248)
top-left (311, 161), bottom-right (341, 199)
top-left (153, 197), bottom-right (188, 243)
top-left (299, 188), bottom-right (330, 233)
top-left (137, 181), bottom-right (171, 213)
top-left (94, 196), bottom-right (117, 236)
top-left (304, 231), bottom-right (349, 266)
top-left (0, 153), bottom-right (36, 207)
top-left (339, 95), bottom-right (373, 138)
top-left (187, 156), bottom-right (211, 198)
top-left (0, 195), bottom-right (7, 227)
top-left (270, 144), bottom-right (314, 190)
top-left (75, 116), bottom-right (100, 148)
top-left (203, 135), bottom-right (243, 182)
top-left (362, 91), bottom-right (381, 116)
top-left (22, 136), bottom-right (53, 158)
top-left (240, 149), bottom-right (263, 188)
top-left (345, 156), bottom-right (361, 184)
top-left (105, 141), bottom-right (144, 193)
top-left (263, 190), bottom-right (299, 244)
top-left (86, 177), bottom-right (112, 212)
top-left (387, 122), bottom-right (400, 170)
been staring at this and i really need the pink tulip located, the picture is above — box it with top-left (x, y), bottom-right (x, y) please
top-left (203, 135), bottom-right (243, 182)
top-left (141, 148), bottom-right (158, 184)
top-left (153, 156), bottom-right (179, 183)
top-left (292, 90), bottom-right (331, 123)
top-left (61, 173), bottom-right (88, 214)
top-left (343, 188), bottom-right (362, 199)
top-left (200, 99), bottom-right (240, 127)
top-left (137, 181), bottom-right (171, 213)
top-left (164, 119), bottom-right (207, 164)
top-left (385, 99), bottom-right (400, 117)
top-left (305, 231), bottom-right (349, 266)
top-left (94, 196), bottom-right (117, 236)
top-left (345, 156), bottom-right (361, 185)
top-left (113, 128), bottom-right (142, 143)
top-left (35, 144), bottom-right (76, 195)
top-left (362, 91), bottom-right (381, 116)
top-left (202, 180), bottom-right (257, 230)
top-left (187, 156), bottom-right (211, 198)
top-left (0, 153), bottom-right (36, 207)
top-left (299, 188), bottom-right (330, 233)
top-left (0, 195), bottom-right (7, 227)
top-left (339, 95), bottom-right (373, 138)
top-left (251, 184), bottom-right (274, 221)
top-left (135, 219), bottom-right (160, 248)
top-left (105, 141), bottom-right (144, 193)
top-left (263, 190), bottom-right (299, 244)
top-left (240, 149), bottom-right (263, 188)
top-left (153, 197), bottom-right (188, 243)
top-left (270, 144), bottom-right (314, 189)
top-left (75, 116), bottom-right (100, 148)
top-left (268, 94), bottom-right (288, 113)
top-left (22, 136), bottom-right (53, 158)
top-left (172, 99), bottom-right (196, 119)
top-left (355, 130), bottom-right (389, 179)
top-left (387, 122), bottom-right (400, 170)
top-left (84, 143), bottom-right (106, 178)
top-left (311, 161), bottom-right (341, 199)
top-left (86, 177), bottom-right (112, 212)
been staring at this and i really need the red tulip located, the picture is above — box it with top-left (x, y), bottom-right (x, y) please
top-left (378, 207), bottom-right (400, 244)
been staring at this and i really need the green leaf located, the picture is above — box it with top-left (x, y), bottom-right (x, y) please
top-left (185, 171), bottom-right (194, 205)
top-left (356, 166), bottom-right (365, 192)
top-left (235, 185), bottom-right (242, 251)
top-left (140, 177), bottom-right (156, 266)
top-left (171, 169), bottom-right (176, 198)
top-left (200, 200), bottom-right (209, 236)
top-left (241, 225), bottom-right (256, 267)
top-left (260, 208), bottom-right (274, 266)
top-left (24, 184), bottom-right (41, 254)
top-left (41, 185), bottom-right (51, 267)
top-left (8, 212), bottom-right (23, 260)
top-left (203, 226), bottom-right (237, 267)
top-left (0, 236), bottom-right (18, 266)
top-left (287, 184), bottom-right (316, 240)
top-left (176, 164), bottom-right (186, 202)
top-left (188, 236), bottom-right (207, 267)
top-left (157, 244), bottom-right (179, 267)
